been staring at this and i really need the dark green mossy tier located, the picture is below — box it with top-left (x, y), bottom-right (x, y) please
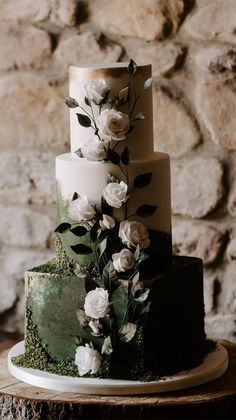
top-left (13, 256), bottom-right (213, 381)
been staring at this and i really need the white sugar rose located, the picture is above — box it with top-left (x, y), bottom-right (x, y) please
top-left (75, 344), bottom-right (102, 376)
top-left (74, 264), bottom-right (87, 278)
top-left (99, 214), bottom-right (115, 230)
top-left (84, 287), bottom-right (110, 319)
top-left (81, 136), bottom-right (106, 161)
top-left (103, 181), bottom-right (128, 208)
top-left (97, 108), bottom-right (130, 142)
top-left (119, 220), bottom-right (150, 249)
top-left (68, 196), bottom-right (95, 221)
top-left (112, 248), bottom-right (135, 272)
top-left (85, 78), bottom-right (110, 105)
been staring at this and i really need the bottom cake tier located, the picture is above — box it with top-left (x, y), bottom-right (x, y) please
top-left (12, 255), bottom-right (214, 381)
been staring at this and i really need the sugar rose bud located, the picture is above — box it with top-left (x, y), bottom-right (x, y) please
top-left (75, 344), bottom-right (102, 376)
top-left (68, 196), bottom-right (95, 221)
top-left (103, 181), bottom-right (128, 208)
top-left (112, 248), bottom-right (135, 272)
top-left (119, 220), bottom-right (150, 249)
top-left (99, 214), bottom-right (115, 230)
top-left (97, 108), bottom-right (130, 142)
top-left (84, 287), bottom-right (110, 319)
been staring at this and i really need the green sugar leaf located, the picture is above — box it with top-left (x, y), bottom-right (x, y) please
top-left (133, 173), bottom-right (152, 188)
top-left (65, 96), bottom-right (79, 108)
top-left (144, 77), bottom-right (153, 90)
top-left (134, 112), bottom-right (145, 121)
top-left (136, 204), bottom-right (158, 217)
top-left (55, 223), bottom-right (71, 233)
top-left (76, 113), bottom-right (91, 127)
top-left (121, 147), bottom-right (130, 166)
top-left (70, 226), bottom-right (87, 237)
top-left (71, 243), bottom-right (93, 255)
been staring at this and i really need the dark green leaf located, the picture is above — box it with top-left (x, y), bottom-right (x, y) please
top-left (128, 59), bottom-right (137, 75)
top-left (111, 284), bottom-right (128, 328)
top-left (120, 147), bottom-right (130, 166)
top-left (90, 223), bottom-right (99, 242)
top-left (70, 226), bottom-right (87, 237)
top-left (136, 204), bottom-right (158, 217)
top-left (133, 173), bottom-right (152, 188)
top-left (76, 113), bottom-right (91, 128)
top-left (84, 96), bottom-right (91, 106)
top-left (65, 96), bottom-right (79, 108)
top-left (71, 244), bottom-right (93, 255)
top-left (144, 77), bottom-right (153, 90)
top-left (106, 149), bottom-right (120, 165)
top-left (74, 148), bottom-right (83, 158)
top-left (134, 112), bottom-right (145, 121)
top-left (72, 192), bottom-right (79, 201)
top-left (55, 223), bottom-right (71, 233)
top-left (101, 197), bottom-right (113, 216)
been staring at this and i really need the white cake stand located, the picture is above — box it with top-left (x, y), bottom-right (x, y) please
top-left (8, 340), bottom-right (228, 395)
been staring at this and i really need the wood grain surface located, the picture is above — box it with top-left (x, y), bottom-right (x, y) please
top-left (0, 339), bottom-right (236, 419)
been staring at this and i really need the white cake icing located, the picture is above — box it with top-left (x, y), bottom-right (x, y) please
top-left (56, 152), bottom-right (171, 233)
top-left (69, 63), bottom-right (154, 160)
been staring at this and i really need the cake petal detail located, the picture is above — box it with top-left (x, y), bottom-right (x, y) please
top-left (84, 287), bottom-right (110, 319)
top-left (103, 181), bottom-right (128, 208)
top-left (75, 344), bottom-right (102, 376)
top-left (68, 195), bottom-right (95, 221)
top-left (119, 220), bottom-right (150, 249)
top-left (112, 248), bottom-right (135, 272)
top-left (97, 108), bottom-right (130, 142)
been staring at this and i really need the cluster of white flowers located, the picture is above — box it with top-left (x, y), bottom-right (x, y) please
top-left (75, 344), bottom-right (102, 376)
top-left (103, 181), bottom-right (128, 208)
top-left (119, 220), bottom-right (150, 249)
top-left (112, 248), bottom-right (134, 272)
top-left (81, 136), bottom-right (106, 161)
top-left (84, 287), bottom-right (110, 319)
top-left (68, 196), bottom-right (95, 222)
top-left (97, 108), bottom-right (129, 143)
top-left (85, 78), bottom-right (110, 105)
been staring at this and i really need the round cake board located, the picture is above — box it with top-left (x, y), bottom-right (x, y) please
top-left (8, 341), bottom-right (228, 395)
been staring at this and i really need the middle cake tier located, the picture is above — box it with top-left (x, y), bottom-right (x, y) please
top-left (56, 152), bottom-right (172, 275)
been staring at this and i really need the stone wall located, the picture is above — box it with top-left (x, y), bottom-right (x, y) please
top-left (0, 0), bottom-right (236, 341)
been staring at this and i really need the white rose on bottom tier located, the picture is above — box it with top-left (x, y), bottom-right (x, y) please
top-left (81, 136), bottom-right (106, 161)
top-left (119, 220), bottom-right (150, 249)
top-left (97, 108), bottom-right (130, 142)
top-left (68, 196), bottom-right (95, 221)
top-left (112, 248), bottom-right (135, 272)
top-left (84, 287), bottom-right (110, 319)
top-left (84, 78), bottom-right (110, 105)
top-left (103, 181), bottom-right (128, 208)
top-left (75, 344), bottom-right (102, 376)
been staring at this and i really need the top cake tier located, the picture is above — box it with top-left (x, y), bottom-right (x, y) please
top-left (69, 62), bottom-right (154, 160)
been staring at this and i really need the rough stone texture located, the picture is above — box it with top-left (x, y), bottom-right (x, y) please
top-left (195, 81), bottom-right (236, 150)
top-left (0, 22), bottom-right (51, 71)
top-left (183, 0), bottom-right (236, 44)
top-left (53, 32), bottom-right (122, 74)
top-left (0, 275), bottom-right (16, 314)
top-left (204, 274), bottom-right (217, 315)
top-left (205, 314), bottom-right (236, 342)
top-left (153, 87), bottom-right (200, 157)
top-left (219, 262), bottom-right (236, 314)
top-left (172, 220), bottom-right (224, 265)
top-left (172, 158), bottom-right (224, 218)
top-left (0, 205), bottom-right (55, 248)
top-left (226, 236), bottom-right (236, 261)
top-left (0, 73), bottom-right (68, 151)
top-left (136, 42), bottom-right (186, 77)
top-left (0, 151), bottom-right (55, 205)
top-left (0, 0), bottom-right (79, 26)
top-left (194, 45), bottom-right (236, 82)
top-left (96, 0), bottom-right (186, 41)
top-left (228, 180), bottom-right (236, 216)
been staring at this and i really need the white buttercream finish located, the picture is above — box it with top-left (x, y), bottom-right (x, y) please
top-left (56, 152), bottom-right (171, 233)
top-left (69, 63), bottom-right (154, 160)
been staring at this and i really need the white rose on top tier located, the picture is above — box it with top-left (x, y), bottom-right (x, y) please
top-left (119, 220), bottom-right (150, 249)
top-left (84, 287), bottom-right (110, 319)
top-left (103, 181), bottom-right (128, 208)
top-left (68, 196), bottom-right (95, 221)
top-left (81, 136), bottom-right (106, 161)
top-left (97, 108), bottom-right (130, 142)
top-left (112, 248), bottom-right (135, 272)
top-left (84, 78), bottom-right (110, 105)
top-left (75, 344), bottom-right (101, 376)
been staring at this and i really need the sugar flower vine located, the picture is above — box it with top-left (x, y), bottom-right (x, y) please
top-left (55, 60), bottom-right (157, 376)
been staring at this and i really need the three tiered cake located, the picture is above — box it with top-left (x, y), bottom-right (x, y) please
top-left (12, 61), bottom-right (214, 382)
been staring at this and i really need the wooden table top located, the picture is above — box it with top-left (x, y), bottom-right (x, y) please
top-left (1, 338), bottom-right (236, 419)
